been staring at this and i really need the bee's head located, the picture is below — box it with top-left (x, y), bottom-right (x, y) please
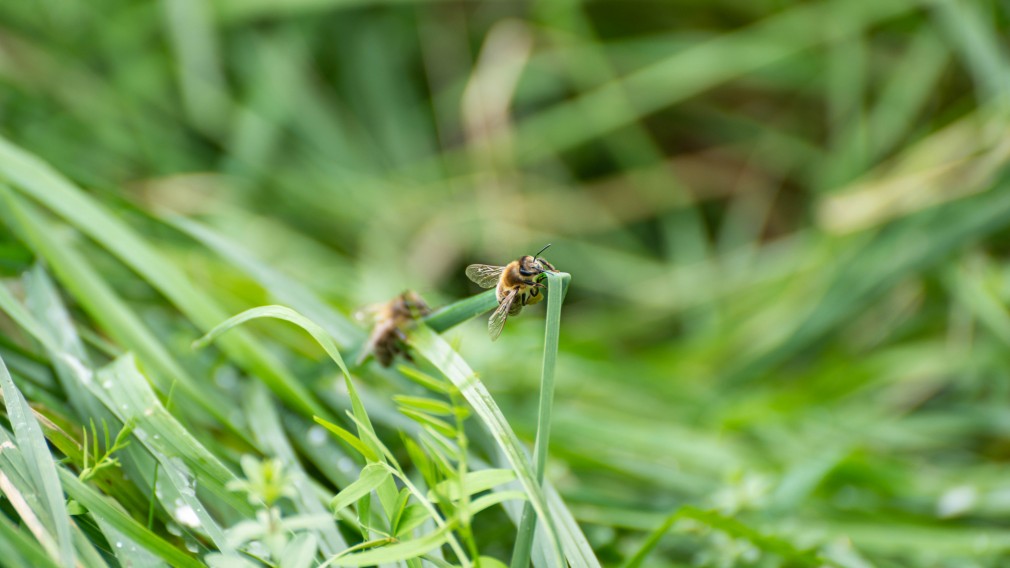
top-left (518, 255), bottom-right (538, 272)
top-left (531, 243), bottom-right (555, 273)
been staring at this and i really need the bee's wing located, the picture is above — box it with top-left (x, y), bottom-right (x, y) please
top-left (488, 288), bottom-right (518, 341)
top-left (465, 264), bottom-right (505, 289)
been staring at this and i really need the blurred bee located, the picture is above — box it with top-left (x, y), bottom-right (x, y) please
top-left (465, 244), bottom-right (557, 341)
top-left (356, 291), bottom-right (431, 367)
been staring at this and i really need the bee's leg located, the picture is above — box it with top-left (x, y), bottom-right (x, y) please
top-left (519, 268), bottom-right (536, 276)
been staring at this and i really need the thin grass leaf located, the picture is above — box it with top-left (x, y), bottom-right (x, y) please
top-left (330, 464), bottom-right (390, 516)
top-left (0, 189), bottom-right (240, 430)
top-left (430, 469), bottom-right (516, 502)
top-left (393, 395), bottom-right (454, 416)
top-left (0, 354), bottom-right (74, 566)
top-left (322, 521), bottom-right (457, 567)
top-left (0, 143), bottom-right (325, 419)
top-left (0, 513), bottom-right (61, 568)
top-left (312, 416), bottom-right (377, 462)
top-left (57, 469), bottom-right (204, 568)
top-left (407, 325), bottom-right (566, 564)
top-left (399, 409), bottom-right (456, 438)
top-left (280, 532), bottom-right (319, 568)
top-left (511, 271), bottom-right (566, 568)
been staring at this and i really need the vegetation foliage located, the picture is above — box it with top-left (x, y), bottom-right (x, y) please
top-left (1, 0), bottom-right (1009, 566)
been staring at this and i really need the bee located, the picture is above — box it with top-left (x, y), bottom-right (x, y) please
top-left (356, 291), bottom-right (431, 367)
top-left (465, 244), bottom-right (557, 341)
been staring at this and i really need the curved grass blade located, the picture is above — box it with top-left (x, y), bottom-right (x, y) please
top-left (195, 306), bottom-right (406, 543)
top-left (167, 215), bottom-right (362, 347)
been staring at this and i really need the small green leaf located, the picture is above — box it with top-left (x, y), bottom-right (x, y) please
top-left (430, 469), bottom-right (517, 502)
top-left (313, 416), bottom-right (377, 462)
top-left (396, 366), bottom-right (452, 394)
top-left (389, 488), bottom-right (412, 537)
top-left (393, 505), bottom-right (429, 537)
top-left (399, 409), bottom-right (456, 438)
top-left (323, 522), bottom-right (456, 566)
top-left (393, 395), bottom-right (454, 416)
top-left (330, 464), bottom-right (390, 517)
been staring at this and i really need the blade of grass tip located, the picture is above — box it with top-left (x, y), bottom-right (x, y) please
top-left (194, 305), bottom-right (352, 378)
top-left (511, 271), bottom-right (567, 568)
top-left (0, 354), bottom-right (74, 567)
top-left (165, 215), bottom-right (363, 347)
top-left (407, 326), bottom-right (567, 565)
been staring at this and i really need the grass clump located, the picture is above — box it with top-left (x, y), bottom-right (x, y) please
top-left (1, 0), bottom-right (1010, 566)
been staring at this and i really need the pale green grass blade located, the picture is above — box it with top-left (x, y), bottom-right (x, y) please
top-left (0, 354), bottom-right (74, 566)
top-left (17, 265), bottom-right (186, 540)
top-left (0, 513), bottom-right (61, 568)
top-left (407, 325), bottom-right (566, 564)
top-left (57, 468), bottom-right (205, 568)
top-left (0, 188), bottom-right (239, 429)
top-left (95, 520), bottom-right (168, 568)
top-left (93, 353), bottom-right (250, 503)
top-left (194, 304), bottom-right (352, 379)
top-left (330, 463), bottom-right (389, 516)
top-left (95, 355), bottom-right (251, 516)
top-left (511, 271), bottom-right (567, 568)
top-left (322, 522), bottom-right (456, 567)
top-left (0, 139), bottom-right (325, 419)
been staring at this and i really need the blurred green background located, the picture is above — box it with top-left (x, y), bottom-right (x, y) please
top-left (3, 0), bottom-right (1010, 566)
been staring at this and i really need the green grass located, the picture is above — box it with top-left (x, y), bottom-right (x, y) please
top-left (2, 0), bottom-right (1010, 566)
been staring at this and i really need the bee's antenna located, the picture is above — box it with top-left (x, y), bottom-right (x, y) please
top-left (533, 243), bottom-right (552, 261)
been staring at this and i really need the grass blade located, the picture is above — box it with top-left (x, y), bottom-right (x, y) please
top-left (0, 354), bottom-right (74, 566)
top-left (407, 325), bottom-right (566, 564)
top-left (511, 271), bottom-right (567, 568)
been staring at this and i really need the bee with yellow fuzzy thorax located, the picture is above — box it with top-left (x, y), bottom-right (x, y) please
top-left (465, 244), bottom-right (557, 341)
